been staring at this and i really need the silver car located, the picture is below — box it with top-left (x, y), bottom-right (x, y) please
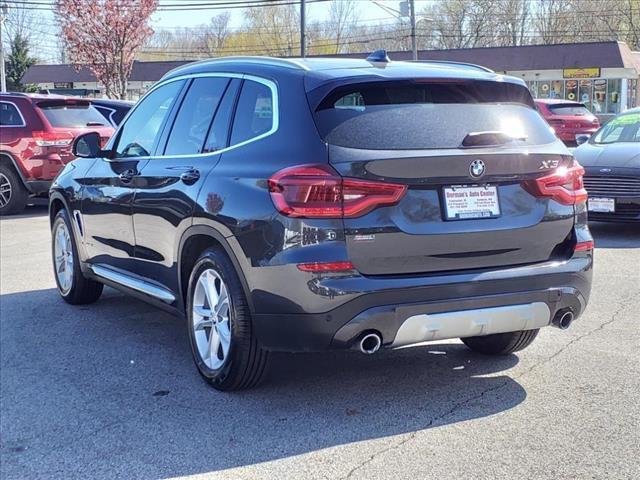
top-left (574, 108), bottom-right (640, 222)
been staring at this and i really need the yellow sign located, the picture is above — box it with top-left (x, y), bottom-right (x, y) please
top-left (563, 68), bottom-right (601, 79)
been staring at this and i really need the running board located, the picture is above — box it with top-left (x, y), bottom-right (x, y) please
top-left (90, 265), bottom-right (176, 304)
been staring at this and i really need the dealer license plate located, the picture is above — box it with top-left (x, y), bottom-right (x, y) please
top-left (588, 197), bottom-right (615, 213)
top-left (443, 185), bottom-right (500, 220)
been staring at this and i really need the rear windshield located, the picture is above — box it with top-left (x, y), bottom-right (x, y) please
top-left (38, 103), bottom-right (107, 128)
top-left (313, 81), bottom-right (556, 150)
top-left (548, 104), bottom-right (590, 116)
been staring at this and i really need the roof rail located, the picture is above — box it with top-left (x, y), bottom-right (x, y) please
top-left (168, 56), bottom-right (310, 75)
top-left (412, 60), bottom-right (494, 73)
top-left (0, 92), bottom-right (30, 97)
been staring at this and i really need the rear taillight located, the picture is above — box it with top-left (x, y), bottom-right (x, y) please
top-left (522, 161), bottom-right (588, 206)
top-left (548, 119), bottom-right (565, 128)
top-left (268, 164), bottom-right (406, 218)
top-left (32, 131), bottom-right (73, 147)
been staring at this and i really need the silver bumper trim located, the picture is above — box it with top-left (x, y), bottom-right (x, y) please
top-left (391, 302), bottom-right (551, 347)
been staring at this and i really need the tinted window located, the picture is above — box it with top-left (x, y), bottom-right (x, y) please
top-left (0, 102), bottom-right (23, 126)
top-left (548, 104), bottom-right (591, 116)
top-left (230, 80), bottom-right (273, 145)
top-left (203, 79), bottom-right (240, 153)
top-left (115, 81), bottom-right (183, 158)
top-left (94, 106), bottom-right (116, 126)
top-left (592, 112), bottom-right (640, 144)
top-left (38, 103), bottom-right (106, 127)
top-left (313, 80), bottom-right (556, 150)
top-left (165, 77), bottom-right (230, 156)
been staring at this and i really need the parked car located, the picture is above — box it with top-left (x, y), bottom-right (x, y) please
top-left (50, 55), bottom-right (593, 391)
top-left (0, 93), bottom-right (114, 215)
top-left (90, 98), bottom-right (134, 127)
top-left (574, 107), bottom-right (640, 222)
top-left (535, 99), bottom-right (600, 146)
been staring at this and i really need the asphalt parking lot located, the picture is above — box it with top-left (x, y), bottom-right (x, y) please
top-left (1, 203), bottom-right (639, 480)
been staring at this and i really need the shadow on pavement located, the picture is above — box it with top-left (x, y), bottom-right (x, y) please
top-left (1, 287), bottom-right (526, 479)
top-left (590, 221), bottom-right (640, 249)
top-left (1, 201), bottom-right (49, 220)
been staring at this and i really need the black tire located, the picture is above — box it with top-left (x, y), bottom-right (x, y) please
top-left (52, 209), bottom-right (103, 304)
top-left (461, 329), bottom-right (540, 355)
top-left (0, 163), bottom-right (29, 216)
top-left (186, 247), bottom-right (269, 391)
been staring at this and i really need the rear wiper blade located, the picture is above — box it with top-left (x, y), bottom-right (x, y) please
top-left (461, 131), bottom-right (527, 148)
top-left (86, 122), bottom-right (105, 126)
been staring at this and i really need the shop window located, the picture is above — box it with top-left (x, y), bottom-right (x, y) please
top-left (550, 80), bottom-right (564, 99)
top-left (578, 80), bottom-right (593, 112)
top-left (606, 79), bottom-right (621, 114)
top-left (592, 79), bottom-right (606, 114)
top-left (565, 80), bottom-right (578, 102)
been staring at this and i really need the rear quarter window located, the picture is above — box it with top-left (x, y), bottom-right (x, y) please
top-left (313, 80), bottom-right (556, 150)
top-left (0, 102), bottom-right (25, 126)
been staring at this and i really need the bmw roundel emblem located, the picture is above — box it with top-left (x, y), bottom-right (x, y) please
top-left (469, 159), bottom-right (486, 178)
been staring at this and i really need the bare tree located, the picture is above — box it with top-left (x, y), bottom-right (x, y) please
top-left (535, 0), bottom-right (574, 44)
top-left (203, 12), bottom-right (232, 56)
top-left (2, 4), bottom-right (47, 57)
top-left (328, 0), bottom-right (358, 54)
top-left (426, 0), bottom-right (500, 49)
top-left (496, 0), bottom-right (531, 46)
top-left (243, 3), bottom-right (299, 56)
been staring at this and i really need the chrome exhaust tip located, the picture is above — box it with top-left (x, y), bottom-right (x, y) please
top-left (553, 309), bottom-right (575, 330)
top-left (359, 333), bottom-right (382, 354)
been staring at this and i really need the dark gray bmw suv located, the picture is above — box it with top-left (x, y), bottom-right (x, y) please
top-left (49, 55), bottom-right (593, 391)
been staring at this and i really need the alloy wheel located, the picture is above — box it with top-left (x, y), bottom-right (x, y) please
top-left (192, 269), bottom-right (232, 370)
top-left (54, 221), bottom-right (74, 294)
top-left (0, 173), bottom-right (12, 208)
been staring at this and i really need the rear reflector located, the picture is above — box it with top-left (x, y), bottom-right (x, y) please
top-left (574, 240), bottom-right (594, 252)
top-left (268, 164), bottom-right (406, 218)
top-left (297, 261), bottom-right (356, 272)
top-left (522, 160), bottom-right (588, 206)
top-left (32, 131), bottom-right (73, 147)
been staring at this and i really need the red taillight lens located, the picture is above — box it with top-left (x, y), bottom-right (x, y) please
top-left (522, 161), bottom-right (588, 206)
top-left (268, 164), bottom-right (406, 218)
top-left (548, 119), bottom-right (565, 128)
top-left (32, 131), bottom-right (73, 147)
top-left (297, 261), bottom-right (355, 272)
top-left (575, 240), bottom-right (594, 252)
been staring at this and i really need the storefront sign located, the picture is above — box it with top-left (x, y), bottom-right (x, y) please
top-left (53, 82), bottom-right (73, 89)
top-left (563, 68), bottom-right (601, 79)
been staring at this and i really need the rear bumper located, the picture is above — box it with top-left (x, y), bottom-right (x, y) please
top-left (252, 254), bottom-right (593, 352)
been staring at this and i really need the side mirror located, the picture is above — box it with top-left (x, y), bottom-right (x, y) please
top-left (575, 134), bottom-right (590, 146)
top-left (73, 132), bottom-right (109, 158)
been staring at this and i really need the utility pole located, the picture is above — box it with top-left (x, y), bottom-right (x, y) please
top-left (300, 0), bottom-right (306, 57)
top-left (399, 0), bottom-right (417, 61)
top-left (409, 0), bottom-right (417, 61)
top-left (0, 2), bottom-right (8, 92)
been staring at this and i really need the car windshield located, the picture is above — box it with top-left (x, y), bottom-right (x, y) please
top-left (592, 112), bottom-right (640, 144)
top-left (38, 103), bottom-right (107, 128)
top-left (548, 104), bottom-right (591, 116)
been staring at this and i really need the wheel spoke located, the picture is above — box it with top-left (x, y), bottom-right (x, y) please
top-left (193, 316), bottom-right (213, 331)
top-left (208, 328), bottom-right (221, 362)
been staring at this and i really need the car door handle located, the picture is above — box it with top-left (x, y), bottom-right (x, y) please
top-left (180, 169), bottom-right (200, 185)
top-left (119, 169), bottom-right (137, 183)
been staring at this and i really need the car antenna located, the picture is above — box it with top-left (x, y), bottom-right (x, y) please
top-left (366, 49), bottom-right (391, 64)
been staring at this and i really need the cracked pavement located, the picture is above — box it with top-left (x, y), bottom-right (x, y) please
top-left (1, 204), bottom-right (639, 480)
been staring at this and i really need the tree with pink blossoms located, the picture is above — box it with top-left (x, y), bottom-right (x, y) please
top-left (55, 0), bottom-right (158, 99)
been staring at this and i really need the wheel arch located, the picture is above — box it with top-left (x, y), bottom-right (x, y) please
top-left (48, 191), bottom-right (70, 226)
top-left (0, 151), bottom-right (29, 190)
top-left (177, 225), bottom-right (255, 315)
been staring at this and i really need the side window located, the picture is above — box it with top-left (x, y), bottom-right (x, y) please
top-left (165, 77), bottom-right (230, 156)
top-left (115, 81), bottom-right (183, 158)
top-left (0, 102), bottom-right (24, 126)
top-left (230, 80), bottom-right (274, 145)
top-left (203, 79), bottom-right (240, 153)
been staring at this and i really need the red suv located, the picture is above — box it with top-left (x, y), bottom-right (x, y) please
top-left (535, 99), bottom-right (600, 146)
top-left (0, 93), bottom-right (114, 215)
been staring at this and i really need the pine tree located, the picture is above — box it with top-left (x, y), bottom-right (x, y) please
top-left (6, 35), bottom-right (37, 92)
